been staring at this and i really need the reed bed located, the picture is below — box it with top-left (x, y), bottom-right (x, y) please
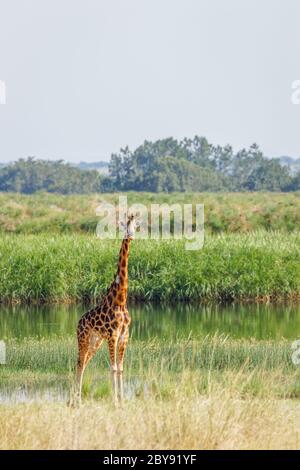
top-left (0, 231), bottom-right (299, 303)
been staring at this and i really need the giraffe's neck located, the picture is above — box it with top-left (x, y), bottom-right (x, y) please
top-left (105, 237), bottom-right (131, 308)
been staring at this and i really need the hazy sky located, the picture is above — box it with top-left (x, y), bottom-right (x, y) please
top-left (0, 0), bottom-right (300, 162)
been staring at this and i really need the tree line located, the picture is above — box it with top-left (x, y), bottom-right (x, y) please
top-left (0, 137), bottom-right (300, 194)
top-left (0, 158), bottom-right (101, 194)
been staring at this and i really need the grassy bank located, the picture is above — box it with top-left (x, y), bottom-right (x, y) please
top-left (1, 335), bottom-right (300, 449)
top-left (1, 335), bottom-right (300, 399)
top-left (1, 191), bottom-right (300, 234)
top-left (0, 232), bottom-right (299, 303)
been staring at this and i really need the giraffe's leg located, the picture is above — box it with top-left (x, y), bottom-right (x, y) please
top-left (77, 334), bottom-right (104, 402)
top-left (117, 326), bottom-right (129, 373)
top-left (111, 368), bottom-right (118, 405)
top-left (108, 332), bottom-right (119, 372)
top-left (76, 336), bottom-right (89, 401)
top-left (110, 371), bottom-right (124, 406)
top-left (117, 372), bottom-right (124, 404)
top-left (108, 332), bottom-right (120, 404)
top-left (87, 334), bottom-right (104, 363)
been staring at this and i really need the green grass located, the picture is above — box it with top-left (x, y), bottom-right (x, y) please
top-left (0, 231), bottom-right (299, 303)
top-left (0, 191), bottom-right (300, 234)
top-left (1, 335), bottom-right (300, 400)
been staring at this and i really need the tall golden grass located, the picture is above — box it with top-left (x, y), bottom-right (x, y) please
top-left (0, 387), bottom-right (299, 449)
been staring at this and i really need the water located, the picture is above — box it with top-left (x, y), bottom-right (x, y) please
top-left (1, 302), bottom-right (300, 403)
top-left (0, 301), bottom-right (300, 340)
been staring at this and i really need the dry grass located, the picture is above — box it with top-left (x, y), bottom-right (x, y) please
top-left (0, 389), bottom-right (299, 449)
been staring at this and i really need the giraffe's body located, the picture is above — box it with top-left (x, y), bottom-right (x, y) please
top-left (76, 215), bottom-right (137, 399)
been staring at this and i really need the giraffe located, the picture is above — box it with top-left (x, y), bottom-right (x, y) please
top-left (76, 213), bottom-right (138, 401)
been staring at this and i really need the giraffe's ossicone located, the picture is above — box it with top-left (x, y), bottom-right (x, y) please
top-left (76, 214), bottom-right (139, 400)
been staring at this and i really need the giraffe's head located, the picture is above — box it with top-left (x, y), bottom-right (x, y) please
top-left (120, 213), bottom-right (139, 240)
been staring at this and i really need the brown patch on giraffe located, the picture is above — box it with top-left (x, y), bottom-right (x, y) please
top-left (107, 327), bottom-right (113, 336)
top-left (106, 311), bottom-right (114, 321)
top-left (124, 313), bottom-right (131, 325)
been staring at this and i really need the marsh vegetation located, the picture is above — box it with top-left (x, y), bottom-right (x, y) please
top-left (0, 231), bottom-right (299, 303)
top-left (1, 331), bottom-right (300, 449)
top-left (0, 192), bottom-right (299, 449)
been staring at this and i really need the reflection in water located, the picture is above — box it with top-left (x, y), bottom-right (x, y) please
top-left (0, 375), bottom-right (146, 404)
top-left (0, 384), bottom-right (69, 404)
top-left (0, 302), bottom-right (300, 340)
